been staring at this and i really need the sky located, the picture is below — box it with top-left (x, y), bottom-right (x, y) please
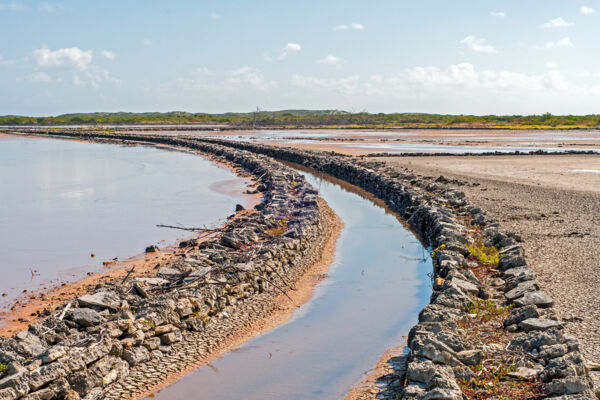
top-left (1, 0), bottom-right (600, 116)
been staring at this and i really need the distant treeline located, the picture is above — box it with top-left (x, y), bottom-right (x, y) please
top-left (1, 110), bottom-right (600, 129)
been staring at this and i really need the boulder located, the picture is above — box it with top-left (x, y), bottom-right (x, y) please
top-left (505, 280), bottom-right (539, 301)
top-left (123, 346), bottom-right (150, 366)
top-left (14, 331), bottom-right (45, 358)
top-left (514, 291), bottom-right (554, 308)
top-left (145, 245), bottom-right (159, 253)
top-left (220, 233), bottom-right (241, 249)
top-left (509, 328), bottom-right (564, 353)
top-left (78, 291), bottom-right (120, 311)
top-left (519, 318), bottom-right (563, 332)
top-left (72, 308), bottom-right (104, 327)
top-left (504, 305), bottom-right (540, 327)
top-left (546, 377), bottom-right (590, 396)
top-left (457, 349), bottom-right (483, 366)
top-left (40, 345), bottom-right (67, 364)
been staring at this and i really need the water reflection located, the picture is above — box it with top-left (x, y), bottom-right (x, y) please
top-left (149, 168), bottom-right (432, 400)
top-left (0, 135), bottom-right (251, 310)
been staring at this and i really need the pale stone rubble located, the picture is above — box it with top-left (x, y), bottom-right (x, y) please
top-left (1, 131), bottom-right (595, 399)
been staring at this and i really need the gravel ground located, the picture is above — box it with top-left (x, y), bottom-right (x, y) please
top-left (379, 154), bottom-right (600, 388)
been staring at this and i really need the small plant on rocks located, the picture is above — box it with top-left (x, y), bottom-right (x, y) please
top-left (465, 243), bottom-right (500, 267)
top-left (140, 319), bottom-right (156, 330)
top-left (458, 359), bottom-right (544, 400)
top-left (265, 218), bottom-right (289, 237)
top-left (430, 243), bottom-right (446, 259)
top-left (466, 299), bottom-right (514, 323)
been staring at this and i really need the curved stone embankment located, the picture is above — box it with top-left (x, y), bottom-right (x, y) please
top-left (190, 137), bottom-right (597, 399)
top-left (2, 131), bottom-right (596, 399)
top-left (0, 134), bottom-right (333, 400)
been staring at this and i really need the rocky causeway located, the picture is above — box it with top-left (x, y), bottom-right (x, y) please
top-left (0, 130), bottom-right (596, 399)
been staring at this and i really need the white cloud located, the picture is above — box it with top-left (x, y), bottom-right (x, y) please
top-left (542, 17), bottom-right (574, 28)
top-left (0, 1), bottom-right (23, 10)
top-left (460, 36), bottom-right (497, 53)
top-left (33, 47), bottom-right (93, 71)
top-left (142, 39), bottom-right (152, 46)
top-left (227, 66), bottom-right (276, 91)
top-left (318, 54), bottom-right (342, 65)
top-left (580, 6), bottom-right (596, 15)
top-left (292, 74), bottom-right (361, 95)
top-left (490, 11), bottom-right (505, 17)
top-left (546, 61), bottom-right (559, 69)
top-left (163, 66), bottom-right (276, 93)
top-left (101, 50), bottom-right (116, 60)
top-left (0, 55), bottom-right (17, 65)
top-left (278, 43), bottom-right (301, 60)
top-left (74, 68), bottom-right (121, 88)
top-left (38, 3), bottom-right (63, 13)
top-left (208, 12), bottom-right (220, 20)
top-left (334, 22), bottom-right (364, 31)
top-left (543, 37), bottom-right (573, 49)
top-left (27, 47), bottom-right (119, 87)
top-left (291, 63), bottom-right (580, 109)
top-left (26, 71), bottom-right (57, 82)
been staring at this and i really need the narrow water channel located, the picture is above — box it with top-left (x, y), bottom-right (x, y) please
top-left (149, 168), bottom-right (432, 400)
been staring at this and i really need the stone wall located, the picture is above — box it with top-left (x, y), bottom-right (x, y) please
top-left (190, 137), bottom-right (596, 399)
top-left (2, 131), bottom-right (595, 399)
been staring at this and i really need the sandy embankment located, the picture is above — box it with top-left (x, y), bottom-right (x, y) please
top-left (379, 154), bottom-right (600, 388)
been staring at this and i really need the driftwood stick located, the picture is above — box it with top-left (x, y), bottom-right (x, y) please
top-left (59, 302), bottom-right (72, 321)
top-left (156, 224), bottom-right (222, 232)
top-left (121, 266), bottom-right (135, 285)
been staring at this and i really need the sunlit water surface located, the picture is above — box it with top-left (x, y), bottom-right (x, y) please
top-left (149, 168), bottom-right (432, 400)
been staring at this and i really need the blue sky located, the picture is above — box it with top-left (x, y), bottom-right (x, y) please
top-left (1, 0), bottom-right (599, 115)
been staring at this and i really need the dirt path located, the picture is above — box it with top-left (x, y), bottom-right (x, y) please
top-left (379, 154), bottom-right (600, 388)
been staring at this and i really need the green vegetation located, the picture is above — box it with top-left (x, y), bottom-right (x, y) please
top-left (2, 110), bottom-right (600, 129)
top-left (466, 299), bottom-right (514, 322)
top-left (458, 360), bottom-right (543, 400)
top-left (430, 243), bottom-right (446, 259)
top-left (0, 363), bottom-right (7, 373)
top-left (140, 319), bottom-right (156, 330)
top-left (465, 244), bottom-right (500, 267)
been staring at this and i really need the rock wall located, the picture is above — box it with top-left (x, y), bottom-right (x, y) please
top-left (188, 137), bottom-right (596, 399)
top-left (2, 131), bottom-right (595, 399)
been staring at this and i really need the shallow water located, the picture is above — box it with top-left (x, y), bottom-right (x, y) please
top-left (570, 169), bottom-right (600, 173)
top-left (149, 168), bottom-right (432, 400)
top-left (310, 141), bottom-right (600, 154)
top-left (0, 135), bottom-right (250, 310)
top-left (215, 129), bottom-right (600, 143)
